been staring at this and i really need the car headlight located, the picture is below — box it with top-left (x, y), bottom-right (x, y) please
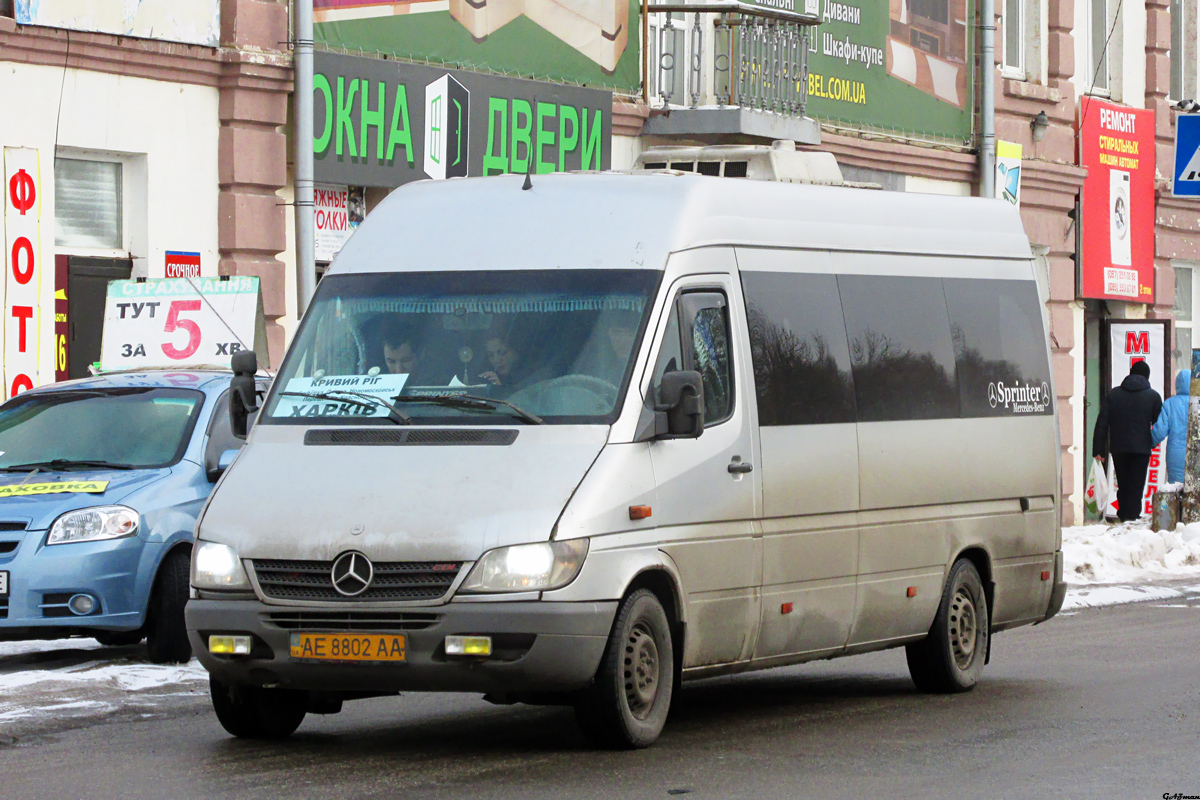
top-left (47, 505), bottom-right (139, 545)
top-left (458, 539), bottom-right (588, 593)
top-left (192, 541), bottom-right (251, 591)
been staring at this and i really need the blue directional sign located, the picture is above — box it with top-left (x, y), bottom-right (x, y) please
top-left (1175, 114), bottom-right (1200, 197)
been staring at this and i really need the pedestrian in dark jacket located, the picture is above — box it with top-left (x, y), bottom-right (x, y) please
top-left (1093, 360), bottom-right (1164, 522)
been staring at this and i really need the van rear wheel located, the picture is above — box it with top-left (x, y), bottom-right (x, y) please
top-left (574, 589), bottom-right (674, 749)
top-left (210, 677), bottom-right (307, 739)
top-left (906, 558), bottom-right (988, 693)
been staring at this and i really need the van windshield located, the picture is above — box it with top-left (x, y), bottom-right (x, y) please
top-left (263, 270), bottom-right (658, 425)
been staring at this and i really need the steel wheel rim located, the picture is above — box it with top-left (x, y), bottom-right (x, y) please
top-left (623, 621), bottom-right (660, 719)
top-left (949, 586), bottom-right (978, 670)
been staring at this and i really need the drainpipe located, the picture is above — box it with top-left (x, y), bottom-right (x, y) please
top-left (295, 0), bottom-right (317, 316)
top-left (980, 0), bottom-right (996, 198)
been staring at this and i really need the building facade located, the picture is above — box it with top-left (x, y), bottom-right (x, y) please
top-left (0, 0), bottom-right (292, 379)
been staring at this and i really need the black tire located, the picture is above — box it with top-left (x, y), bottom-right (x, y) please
top-left (93, 630), bottom-right (144, 647)
top-left (906, 558), bottom-right (989, 693)
top-left (210, 677), bottom-right (307, 739)
top-left (575, 589), bottom-right (674, 749)
top-left (145, 548), bottom-right (193, 664)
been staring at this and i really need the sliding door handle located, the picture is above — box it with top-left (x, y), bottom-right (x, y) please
top-left (728, 459), bottom-right (753, 474)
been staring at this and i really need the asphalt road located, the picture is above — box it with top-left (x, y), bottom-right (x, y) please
top-left (3, 597), bottom-right (1200, 800)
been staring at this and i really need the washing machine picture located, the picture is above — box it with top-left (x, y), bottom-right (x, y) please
top-left (1109, 169), bottom-right (1132, 266)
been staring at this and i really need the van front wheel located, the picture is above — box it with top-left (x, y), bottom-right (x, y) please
top-left (210, 678), bottom-right (307, 739)
top-left (575, 589), bottom-right (674, 749)
top-left (906, 559), bottom-right (988, 693)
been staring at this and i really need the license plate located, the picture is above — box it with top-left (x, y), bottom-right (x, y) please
top-left (289, 632), bottom-right (406, 663)
top-left (0, 571), bottom-right (6, 597)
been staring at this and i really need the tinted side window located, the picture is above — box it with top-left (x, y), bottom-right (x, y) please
top-left (683, 294), bottom-right (734, 425)
top-left (741, 271), bottom-right (856, 425)
top-left (649, 291), bottom-right (735, 426)
top-left (944, 278), bottom-right (1053, 416)
top-left (838, 274), bottom-right (959, 421)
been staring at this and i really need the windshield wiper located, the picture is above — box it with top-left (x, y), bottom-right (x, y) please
top-left (278, 390), bottom-right (411, 425)
top-left (2, 459), bottom-right (136, 472)
top-left (394, 394), bottom-right (543, 425)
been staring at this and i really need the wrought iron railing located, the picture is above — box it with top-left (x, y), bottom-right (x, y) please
top-left (644, 2), bottom-right (820, 117)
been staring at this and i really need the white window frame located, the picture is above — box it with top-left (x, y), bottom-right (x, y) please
top-left (1087, 0), bottom-right (1113, 96)
top-left (1170, 0), bottom-right (1200, 102)
top-left (53, 149), bottom-right (145, 262)
top-left (1001, 0), bottom-right (1048, 83)
top-left (1001, 0), bottom-right (1025, 76)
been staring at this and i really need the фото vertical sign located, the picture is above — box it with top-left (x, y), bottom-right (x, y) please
top-left (4, 148), bottom-right (41, 399)
top-left (1078, 98), bottom-right (1156, 302)
top-left (1107, 320), bottom-right (1171, 518)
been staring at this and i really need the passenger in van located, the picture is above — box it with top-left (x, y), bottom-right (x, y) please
top-left (1092, 360), bottom-right (1163, 522)
top-left (381, 321), bottom-right (437, 386)
top-left (481, 322), bottom-right (550, 396)
top-left (1151, 369), bottom-right (1191, 484)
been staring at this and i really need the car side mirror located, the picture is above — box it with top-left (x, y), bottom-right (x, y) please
top-left (207, 448), bottom-right (240, 483)
top-left (655, 370), bottom-right (704, 439)
top-left (230, 350), bottom-right (258, 440)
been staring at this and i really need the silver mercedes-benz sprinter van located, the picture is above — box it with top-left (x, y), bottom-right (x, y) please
top-left (187, 160), bottom-right (1065, 748)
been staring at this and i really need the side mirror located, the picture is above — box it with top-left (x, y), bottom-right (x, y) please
top-left (207, 448), bottom-right (240, 483)
top-left (230, 350), bottom-right (258, 440)
top-left (655, 370), bottom-right (705, 439)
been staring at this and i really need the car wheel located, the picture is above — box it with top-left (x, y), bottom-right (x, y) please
top-left (93, 630), bottom-right (145, 647)
top-left (906, 558), bottom-right (989, 693)
top-left (210, 678), bottom-right (307, 739)
top-left (574, 588), bottom-right (674, 749)
top-left (145, 549), bottom-right (193, 664)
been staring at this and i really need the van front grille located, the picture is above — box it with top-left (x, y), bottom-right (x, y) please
top-left (252, 559), bottom-right (463, 602)
top-left (0, 541), bottom-right (17, 555)
top-left (264, 611), bottom-right (442, 631)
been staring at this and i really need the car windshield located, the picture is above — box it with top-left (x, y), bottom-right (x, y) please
top-left (263, 270), bottom-right (659, 425)
top-left (0, 387), bottom-right (205, 470)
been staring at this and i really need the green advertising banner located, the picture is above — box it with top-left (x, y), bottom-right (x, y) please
top-left (314, 0), bottom-right (640, 93)
top-left (797, 0), bottom-right (974, 142)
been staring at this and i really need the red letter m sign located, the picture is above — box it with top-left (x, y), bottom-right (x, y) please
top-left (1125, 331), bottom-right (1150, 354)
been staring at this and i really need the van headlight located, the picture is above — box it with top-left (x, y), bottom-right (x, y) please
top-left (192, 541), bottom-right (251, 591)
top-left (47, 505), bottom-right (139, 545)
top-left (459, 539), bottom-right (588, 593)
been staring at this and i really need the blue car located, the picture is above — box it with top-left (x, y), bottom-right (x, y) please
top-left (0, 369), bottom-right (264, 663)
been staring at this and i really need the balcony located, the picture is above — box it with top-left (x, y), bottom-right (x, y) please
top-left (642, 1), bottom-right (822, 144)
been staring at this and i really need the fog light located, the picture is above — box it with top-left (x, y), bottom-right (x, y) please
top-left (68, 594), bottom-right (96, 615)
top-left (208, 635), bottom-right (253, 656)
top-left (445, 635), bottom-right (492, 656)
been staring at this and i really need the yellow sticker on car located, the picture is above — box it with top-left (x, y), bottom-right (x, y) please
top-left (0, 481), bottom-right (110, 498)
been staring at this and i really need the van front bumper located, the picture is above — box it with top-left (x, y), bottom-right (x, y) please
top-left (186, 598), bottom-right (618, 694)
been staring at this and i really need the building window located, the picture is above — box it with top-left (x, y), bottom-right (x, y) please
top-left (1175, 263), bottom-right (1197, 374)
top-left (1002, 0), bottom-right (1024, 73)
top-left (1171, 0), bottom-right (1199, 101)
top-left (55, 158), bottom-right (123, 250)
top-left (1088, 0), bottom-right (1111, 93)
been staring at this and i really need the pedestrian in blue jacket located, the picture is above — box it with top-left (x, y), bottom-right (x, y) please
top-left (1151, 369), bottom-right (1192, 484)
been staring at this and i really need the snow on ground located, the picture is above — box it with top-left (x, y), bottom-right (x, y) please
top-left (1061, 519), bottom-right (1200, 609)
top-left (1, 520), bottom-right (1199, 733)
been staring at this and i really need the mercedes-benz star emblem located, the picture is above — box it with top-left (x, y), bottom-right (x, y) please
top-left (331, 551), bottom-right (374, 597)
